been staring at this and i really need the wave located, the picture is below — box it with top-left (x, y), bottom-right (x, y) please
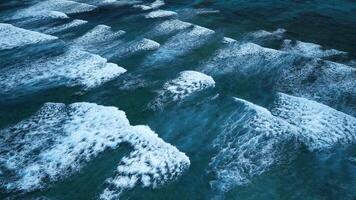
top-left (209, 97), bottom-right (299, 192)
top-left (0, 48), bottom-right (126, 97)
top-left (145, 10), bottom-right (177, 19)
top-left (0, 23), bottom-right (58, 50)
top-left (203, 42), bottom-right (356, 116)
top-left (271, 93), bottom-right (356, 151)
top-left (148, 71), bottom-right (215, 110)
top-left (0, 102), bottom-right (189, 196)
top-left (11, 0), bottom-right (96, 20)
top-left (145, 25), bottom-right (215, 64)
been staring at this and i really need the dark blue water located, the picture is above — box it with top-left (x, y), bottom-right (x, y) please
top-left (0, 0), bottom-right (355, 200)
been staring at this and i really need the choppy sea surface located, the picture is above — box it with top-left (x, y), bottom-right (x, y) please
top-left (0, 0), bottom-right (356, 199)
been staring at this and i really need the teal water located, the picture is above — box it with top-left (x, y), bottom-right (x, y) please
top-left (0, 0), bottom-right (356, 200)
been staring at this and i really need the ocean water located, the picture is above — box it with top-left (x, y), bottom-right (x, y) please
top-left (0, 0), bottom-right (356, 200)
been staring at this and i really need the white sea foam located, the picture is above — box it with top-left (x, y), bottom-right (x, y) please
top-left (271, 93), bottom-right (356, 151)
top-left (0, 102), bottom-right (189, 194)
top-left (114, 38), bottom-right (160, 58)
top-left (275, 59), bottom-right (356, 115)
top-left (222, 37), bottom-right (237, 44)
top-left (134, 0), bottom-right (165, 11)
top-left (145, 10), bottom-right (177, 19)
top-left (12, 0), bottom-right (96, 19)
top-left (203, 42), bottom-right (356, 115)
top-left (0, 23), bottom-right (58, 50)
top-left (100, 125), bottom-right (190, 199)
top-left (247, 28), bottom-right (286, 41)
top-left (148, 19), bottom-right (192, 37)
top-left (146, 25), bottom-right (215, 63)
top-left (73, 24), bottom-right (125, 49)
top-left (43, 19), bottom-right (88, 34)
top-left (149, 71), bottom-right (215, 110)
top-left (209, 97), bottom-right (299, 192)
top-left (203, 42), bottom-right (287, 75)
top-left (0, 48), bottom-right (126, 95)
top-left (281, 39), bottom-right (347, 58)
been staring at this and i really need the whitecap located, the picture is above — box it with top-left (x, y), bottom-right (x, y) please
top-left (100, 125), bottom-right (190, 199)
top-left (147, 19), bottom-right (193, 37)
top-left (145, 10), bottom-right (177, 19)
top-left (0, 48), bottom-right (126, 95)
top-left (0, 23), bottom-right (58, 50)
top-left (149, 71), bottom-right (215, 110)
top-left (42, 19), bottom-right (88, 35)
top-left (72, 24), bottom-right (126, 50)
top-left (281, 39), bottom-right (347, 58)
top-left (145, 25), bottom-right (215, 64)
top-left (271, 93), bottom-right (356, 151)
top-left (203, 42), bottom-right (356, 115)
top-left (113, 38), bottom-right (160, 58)
top-left (209, 97), bottom-right (299, 192)
top-left (0, 102), bottom-right (189, 194)
top-left (11, 0), bottom-right (96, 20)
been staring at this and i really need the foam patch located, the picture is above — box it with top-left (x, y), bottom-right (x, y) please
top-left (209, 97), bottom-right (299, 192)
top-left (281, 39), bottom-right (347, 59)
top-left (203, 42), bottom-right (356, 115)
top-left (271, 93), bottom-right (356, 151)
top-left (0, 102), bottom-right (190, 195)
top-left (145, 10), bottom-right (177, 19)
top-left (11, 0), bottom-right (96, 20)
top-left (149, 71), bottom-right (215, 110)
top-left (0, 48), bottom-right (126, 95)
top-left (0, 23), bottom-right (58, 50)
top-left (146, 25), bottom-right (215, 64)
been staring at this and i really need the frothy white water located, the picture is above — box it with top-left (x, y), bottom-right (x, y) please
top-left (222, 37), bottom-right (237, 44)
top-left (147, 19), bottom-right (193, 37)
top-left (281, 39), bottom-right (347, 58)
top-left (42, 19), bottom-right (88, 35)
top-left (0, 23), bottom-right (58, 50)
top-left (209, 97), bottom-right (299, 192)
top-left (246, 28), bottom-right (286, 42)
top-left (146, 25), bottom-right (215, 64)
top-left (149, 71), bottom-right (215, 110)
top-left (275, 59), bottom-right (356, 115)
top-left (72, 24), bottom-right (125, 51)
top-left (100, 125), bottom-right (190, 200)
top-left (203, 42), bottom-right (287, 75)
top-left (145, 10), bottom-right (177, 19)
top-left (11, 0), bottom-right (96, 20)
top-left (203, 42), bottom-right (356, 115)
top-left (134, 0), bottom-right (165, 11)
top-left (271, 93), bottom-right (356, 151)
top-left (0, 48), bottom-right (126, 95)
top-left (0, 102), bottom-right (189, 194)
top-left (114, 38), bottom-right (160, 58)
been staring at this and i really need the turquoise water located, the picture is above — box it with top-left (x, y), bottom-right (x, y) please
top-left (0, 0), bottom-right (356, 200)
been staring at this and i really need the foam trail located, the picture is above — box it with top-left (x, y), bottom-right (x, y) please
top-left (145, 25), bottom-right (215, 64)
top-left (41, 19), bottom-right (88, 35)
top-left (0, 102), bottom-right (189, 194)
top-left (271, 93), bottom-right (356, 151)
top-left (0, 23), bottom-right (58, 50)
top-left (147, 19), bottom-right (193, 37)
top-left (134, 0), bottom-right (165, 11)
top-left (70, 24), bottom-right (134, 58)
top-left (149, 71), bottom-right (215, 110)
top-left (281, 39), bottom-right (347, 59)
top-left (0, 48), bottom-right (126, 96)
top-left (145, 10), bottom-right (177, 19)
top-left (100, 125), bottom-right (190, 200)
top-left (209, 97), bottom-right (299, 192)
top-left (11, 0), bottom-right (96, 20)
top-left (203, 42), bottom-right (356, 115)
